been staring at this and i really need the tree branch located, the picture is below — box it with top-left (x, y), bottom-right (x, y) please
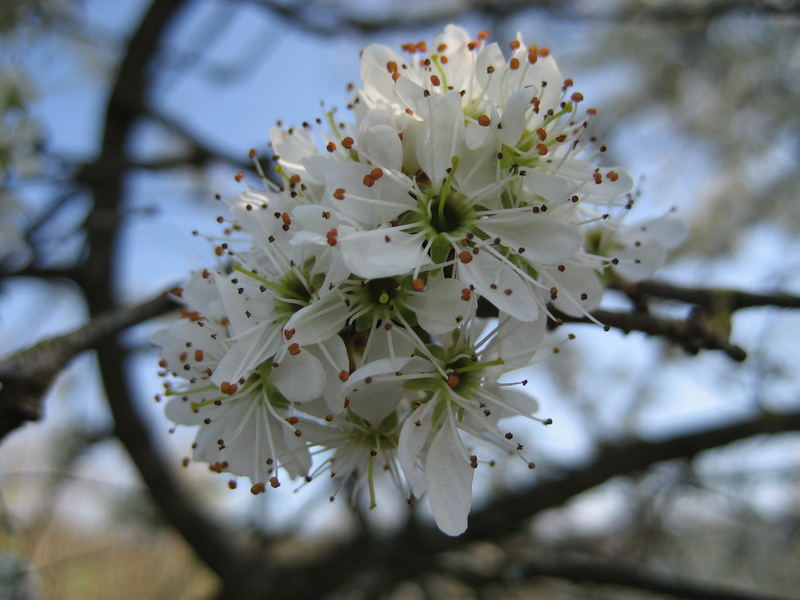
top-left (0, 291), bottom-right (176, 440)
top-left (550, 307), bottom-right (748, 361)
top-left (621, 280), bottom-right (800, 311)
top-left (446, 554), bottom-right (797, 600)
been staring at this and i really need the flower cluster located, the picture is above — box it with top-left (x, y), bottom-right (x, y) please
top-left (154, 25), bottom-right (681, 536)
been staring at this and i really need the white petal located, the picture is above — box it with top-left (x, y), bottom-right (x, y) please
top-left (638, 217), bottom-right (688, 250)
top-left (499, 87), bottom-right (537, 146)
top-left (280, 419), bottom-right (312, 479)
top-left (359, 44), bottom-right (406, 106)
top-left (271, 350), bottom-right (325, 403)
top-left (548, 264), bottom-right (603, 317)
top-left (613, 242), bottom-right (667, 282)
top-left (426, 416), bottom-right (473, 536)
top-left (524, 171), bottom-right (581, 205)
top-left (212, 324), bottom-right (281, 387)
top-left (406, 276), bottom-right (475, 334)
top-left (416, 91), bottom-right (464, 185)
top-left (479, 215), bottom-right (582, 265)
top-left (458, 250), bottom-right (539, 322)
top-left (360, 124), bottom-right (403, 172)
top-left (337, 357), bottom-right (414, 423)
top-left (270, 126), bottom-right (318, 175)
top-left (398, 401), bottom-right (434, 497)
top-left (339, 226), bottom-right (426, 279)
top-left (285, 292), bottom-right (349, 346)
top-left (493, 311), bottom-right (547, 370)
top-left (164, 395), bottom-right (206, 425)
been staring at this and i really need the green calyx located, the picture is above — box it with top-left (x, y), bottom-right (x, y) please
top-left (346, 409), bottom-right (400, 450)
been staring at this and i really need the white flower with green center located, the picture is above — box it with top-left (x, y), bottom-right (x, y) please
top-left (154, 272), bottom-right (330, 488)
top-left (301, 404), bottom-right (407, 509)
top-left (394, 316), bottom-right (547, 535)
top-left (163, 358), bottom-right (317, 490)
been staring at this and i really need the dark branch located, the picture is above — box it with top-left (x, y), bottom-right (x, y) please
top-left (621, 279), bottom-right (800, 311)
top-left (551, 307), bottom-right (748, 361)
top-left (0, 291), bottom-right (176, 440)
top-left (447, 555), bottom-right (797, 600)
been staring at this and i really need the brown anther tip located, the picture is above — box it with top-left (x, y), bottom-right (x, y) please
top-left (248, 148), bottom-right (257, 158)
top-left (411, 278), bottom-right (425, 291)
top-left (234, 171), bottom-right (245, 182)
top-left (570, 92), bottom-right (584, 103)
top-left (286, 416), bottom-right (299, 425)
top-left (288, 343), bottom-right (301, 356)
top-left (363, 174), bottom-right (375, 187)
top-left (338, 370), bottom-right (350, 382)
top-left (477, 30), bottom-right (489, 40)
top-left (326, 228), bottom-right (338, 246)
top-left (342, 136), bottom-right (354, 149)
top-left (458, 250), bottom-right (473, 264)
top-left (269, 476), bottom-right (281, 488)
top-left (181, 457), bottom-right (190, 467)
top-left (447, 373), bottom-right (461, 388)
top-left (251, 482), bottom-right (266, 495)
top-left (509, 57), bottom-right (520, 70)
top-left (333, 188), bottom-right (346, 200)
top-left (370, 167), bottom-right (383, 179)
top-left (477, 114), bottom-right (491, 127)
top-left (537, 143), bottom-right (548, 156)
top-left (326, 141), bottom-right (337, 152)
top-left (220, 382), bottom-right (238, 395)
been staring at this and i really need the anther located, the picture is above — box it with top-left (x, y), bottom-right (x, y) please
top-left (326, 228), bottom-right (338, 246)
